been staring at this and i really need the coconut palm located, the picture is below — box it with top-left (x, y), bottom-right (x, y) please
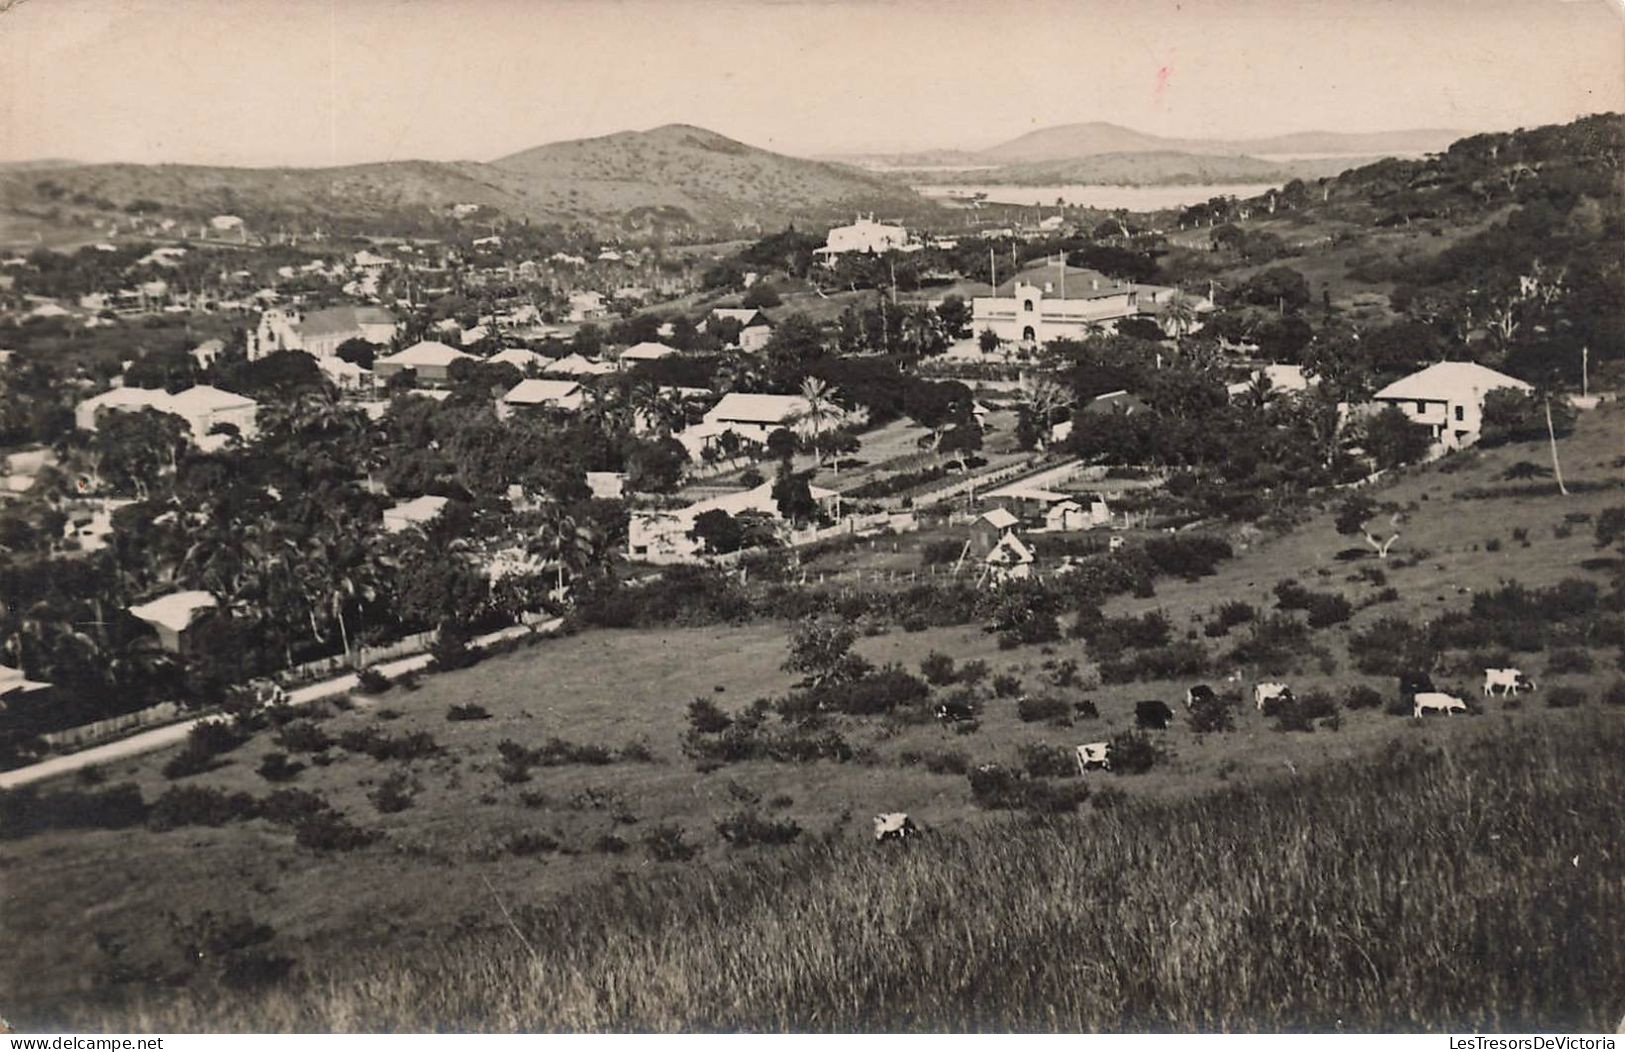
top-left (1159, 291), bottom-right (1199, 351)
top-left (795, 377), bottom-right (842, 466)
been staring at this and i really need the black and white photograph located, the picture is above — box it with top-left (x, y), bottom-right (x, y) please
top-left (0, 0), bottom-right (1622, 1036)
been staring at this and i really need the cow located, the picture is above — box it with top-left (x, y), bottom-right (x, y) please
top-left (1483, 668), bottom-right (1536, 696)
top-left (873, 812), bottom-right (918, 842)
top-left (1413, 692), bottom-right (1468, 718)
top-left (1254, 682), bottom-right (1293, 712)
top-left (1135, 700), bottom-right (1175, 729)
top-left (1185, 684), bottom-right (1217, 709)
top-left (934, 699), bottom-right (977, 723)
top-left (1073, 699), bottom-right (1100, 719)
top-left (1075, 742), bottom-right (1112, 773)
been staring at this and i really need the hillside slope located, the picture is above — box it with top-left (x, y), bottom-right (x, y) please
top-left (898, 150), bottom-right (1374, 187)
top-left (978, 121), bottom-right (1463, 163)
top-left (0, 126), bottom-right (942, 238)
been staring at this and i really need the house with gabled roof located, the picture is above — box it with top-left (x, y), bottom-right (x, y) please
top-left (1372, 361), bottom-right (1532, 450)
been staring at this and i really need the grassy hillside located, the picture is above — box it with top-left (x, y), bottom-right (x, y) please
top-left (4, 406), bottom-right (1622, 1031)
top-left (490, 124), bottom-right (941, 232)
top-left (51, 715), bottom-right (1625, 1031)
top-left (0, 126), bottom-right (943, 239)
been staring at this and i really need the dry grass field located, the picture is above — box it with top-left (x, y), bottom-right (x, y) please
top-left (3, 403), bottom-right (1621, 1030)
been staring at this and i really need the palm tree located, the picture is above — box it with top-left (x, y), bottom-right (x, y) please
top-left (796, 377), bottom-right (841, 466)
top-left (1159, 291), bottom-right (1198, 352)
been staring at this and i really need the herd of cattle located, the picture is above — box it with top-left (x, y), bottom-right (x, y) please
top-left (881, 666), bottom-right (1543, 840)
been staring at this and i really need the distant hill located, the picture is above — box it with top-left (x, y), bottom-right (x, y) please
top-left (978, 121), bottom-right (1466, 164)
top-left (833, 122), bottom-right (1467, 183)
top-left (889, 151), bottom-right (1380, 188)
top-left (487, 124), bottom-right (939, 232)
top-left (0, 126), bottom-right (942, 239)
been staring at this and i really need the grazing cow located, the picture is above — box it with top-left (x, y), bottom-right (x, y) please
top-left (873, 812), bottom-right (917, 842)
top-left (1075, 742), bottom-right (1112, 773)
top-left (1185, 684), bottom-right (1217, 709)
top-left (1483, 668), bottom-right (1536, 696)
top-left (1253, 682), bottom-right (1293, 711)
top-left (1413, 692), bottom-right (1468, 718)
top-left (934, 699), bottom-right (977, 723)
top-left (1135, 700), bottom-right (1175, 729)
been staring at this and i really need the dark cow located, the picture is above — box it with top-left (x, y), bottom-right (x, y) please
top-left (934, 699), bottom-right (977, 723)
top-left (1135, 700), bottom-right (1175, 730)
top-left (1184, 684), bottom-right (1217, 710)
top-left (1073, 698), bottom-right (1100, 719)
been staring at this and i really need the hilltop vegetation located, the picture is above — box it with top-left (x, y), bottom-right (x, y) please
top-left (0, 125), bottom-right (941, 240)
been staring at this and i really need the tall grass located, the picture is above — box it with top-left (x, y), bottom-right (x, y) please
top-left (70, 716), bottom-right (1625, 1032)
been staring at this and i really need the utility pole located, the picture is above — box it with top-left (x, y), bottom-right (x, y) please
top-left (1582, 345), bottom-right (1589, 399)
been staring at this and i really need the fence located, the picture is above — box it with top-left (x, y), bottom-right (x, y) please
top-left (40, 702), bottom-right (185, 750)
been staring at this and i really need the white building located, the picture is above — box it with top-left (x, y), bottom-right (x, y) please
top-left (1372, 362), bottom-right (1533, 450)
top-left (814, 216), bottom-right (910, 259)
top-left (620, 341), bottom-right (679, 365)
top-left (972, 259), bottom-right (1208, 346)
top-left (568, 290), bottom-right (608, 323)
top-left (373, 341), bottom-right (475, 384)
top-left (680, 391), bottom-right (838, 456)
top-left (628, 480), bottom-right (840, 562)
top-left (497, 378), bottom-right (585, 419)
top-left (382, 495), bottom-right (449, 534)
top-left (74, 384), bottom-right (258, 442)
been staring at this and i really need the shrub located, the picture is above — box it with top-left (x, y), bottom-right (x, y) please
top-left (595, 834), bottom-right (629, 854)
top-left (812, 664), bottom-right (930, 716)
top-left (967, 764), bottom-right (1088, 813)
top-left (643, 823), bottom-right (698, 862)
top-left (921, 538), bottom-right (964, 566)
top-left (1019, 742), bottom-right (1079, 779)
top-left (337, 728), bottom-right (441, 762)
top-left (430, 630), bottom-right (478, 672)
top-left (1546, 648), bottom-right (1594, 675)
top-left (506, 830), bottom-right (559, 857)
top-left (162, 720), bottom-right (248, 779)
top-left (369, 771), bottom-right (415, 814)
top-left (922, 749), bottom-right (970, 775)
top-left (273, 721), bottom-right (333, 754)
top-left (1274, 579), bottom-right (1315, 610)
top-left (148, 786), bottom-right (257, 831)
top-left (1100, 640), bottom-right (1208, 684)
top-left (1344, 685), bottom-right (1384, 711)
top-left (355, 668), bottom-right (391, 695)
top-left (1143, 535), bottom-right (1232, 578)
top-left (991, 673), bottom-right (1023, 698)
top-left (446, 703), bottom-right (491, 721)
top-left (687, 697), bottom-right (734, 734)
top-left (1187, 694), bottom-right (1234, 733)
top-left (256, 752), bottom-right (305, 783)
top-left (1349, 616), bottom-right (1432, 676)
top-left (1016, 694), bottom-right (1071, 723)
top-left (1305, 593), bottom-right (1354, 629)
top-left (717, 810), bottom-right (802, 847)
top-left (1205, 600), bottom-right (1256, 638)
top-left (1298, 691), bottom-right (1338, 720)
top-left (958, 659), bottom-right (990, 685)
top-left (1602, 681), bottom-right (1625, 707)
top-left (293, 812), bottom-right (377, 851)
top-left (258, 789), bottom-right (332, 827)
top-left (0, 784), bottom-right (147, 839)
top-left (1546, 686), bottom-right (1586, 709)
top-left (920, 651), bottom-right (957, 685)
top-left (1110, 731), bottom-right (1163, 775)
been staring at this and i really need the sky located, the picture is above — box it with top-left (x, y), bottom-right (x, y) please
top-left (0, 0), bottom-right (1621, 167)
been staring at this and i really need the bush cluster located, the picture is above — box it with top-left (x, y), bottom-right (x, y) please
top-left (717, 810), bottom-right (803, 848)
top-left (967, 764), bottom-right (1088, 813)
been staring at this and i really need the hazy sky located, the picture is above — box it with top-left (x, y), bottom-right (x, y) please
top-left (0, 0), bottom-right (1620, 167)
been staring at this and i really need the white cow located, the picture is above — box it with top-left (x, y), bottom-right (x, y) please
top-left (1483, 667), bottom-right (1536, 696)
top-left (1254, 682), bottom-right (1293, 711)
top-left (1413, 692), bottom-right (1468, 718)
top-left (1075, 742), bottom-right (1112, 773)
top-left (873, 812), bottom-right (918, 842)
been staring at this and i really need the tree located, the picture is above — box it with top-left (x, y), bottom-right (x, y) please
top-left (978, 328), bottom-right (1001, 355)
top-left (741, 283), bottom-right (782, 309)
top-left (795, 376), bottom-right (841, 464)
top-left (936, 295), bottom-right (972, 339)
top-left (689, 509), bottom-right (745, 555)
top-left (1158, 291), bottom-right (1198, 350)
top-left (1334, 493), bottom-right (1403, 559)
top-left (783, 615), bottom-right (868, 687)
top-left (771, 462), bottom-right (818, 525)
top-left (1362, 406), bottom-right (1434, 470)
top-left (334, 338), bottom-right (378, 370)
top-left (95, 409), bottom-right (190, 500)
top-left (936, 423), bottom-right (983, 472)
